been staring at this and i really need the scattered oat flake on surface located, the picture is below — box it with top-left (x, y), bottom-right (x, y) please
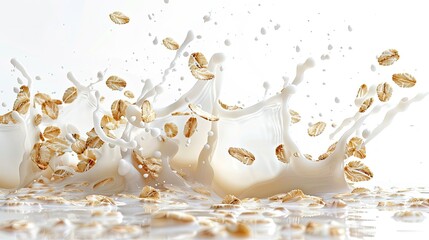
top-left (226, 222), bottom-right (251, 238)
top-left (344, 160), bottom-right (373, 182)
top-left (356, 84), bottom-right (368, 98)
top-left (378, 49), bottom-right (400, 66)
top-left (162, 37), bottom-right (180, 50)
top-left (222, 194), bottom-right (241, 205)
top-left (359, 98), bottom-right (374, 113)
top-left (392, 73), bottom-right (416, 88)
top-left (228, 147), bottom-right (255, 165)
top-left (346, 137), bottom-right (366, 159)
top-left (42, 100), bottom-right (59, 119)
top-left (142, 100), bottom-right (156, 123)
top-left (152, 211), bottom-right (196, 224)
top-left (275, 144), bottom-right (288, 163)
top-left (106, 75), bottom-right (127, 91)
top-left (184, 117), bottom-right (197, 138)
top-left (308, 121), bottom-right (326, 137)
top-left (43, 126), bottom-right (61, 139)
top-left (188, 103), bottom-right (219, 121)
top-left (139, 186), bottom-right (160, 200)
top-left (376, 82), bottom-right (393, 102)
top-left (188, 52), bottom-right (214, 80)
top-left (351, 187), bottom-right (370, 193)
top-left (164, 122), bottom-right (178, 138)
top-left (289, 109), bottom-right (301, 123)
top-left (109, 11), bottom-right (130, 24)
top-left (123, 90), bottom-right (134, 98)
top-left (62, 86), bottom-right (78, 103)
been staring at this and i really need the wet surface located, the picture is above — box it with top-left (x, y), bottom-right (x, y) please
top-left (0, 183), bottom-right (428, 239)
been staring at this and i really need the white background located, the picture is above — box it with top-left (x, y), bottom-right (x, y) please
top-left (1, 0), bottom-right (428, 188)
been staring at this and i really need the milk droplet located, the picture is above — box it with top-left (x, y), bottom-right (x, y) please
top-left (183, 51), bottom-right (189, 57)
top-left (150, 128), bottom-right (161, 137)
top-left (224, 39), bottom-right (231, 46)
top-left (13, 87), bottom-right (19, 93)
top-left (208, 131), bottom-right (214, 136)
top-left (203, 14), bottom-right (211, 23)
top-left (118, 159), bottom-right (131, 176)
top-left (295, 46), bottom-right (300, 52)
top-left (164, 0), bottom-right (169, 3)
top-left (17, 77), bottom-right (23, 84)
top-left (274, 24), bottom-right (280, 30)
top-left (130, 116), bottom-right (137, 122)
top-left (35, 76), bottom-right (41, 80)
top-left (204, 144), bottom-right (210, 149)
top-left (145, 127), bottom-right (150, 133)
top-left (153, 151), bottom-right (162, 158)
top-left (328, 44), bottom-right (333, 50)
top-left (261, 27), bottom-right (266, 35)
top-left (196, 35), bottom-right (202, 39)
top-left (109, 143), bottom-right (116, 148)
top-left (263, 81), bottom-right (270, 89)
top-left (348, 25), bottom-right (353, 32)
top-left (362, 129), bottom-right (370, 139)
top-left (186, 138), bottom-right (191, 144)
top-left (371, 65), bottom-right (376, 72)
top-left (185, 143), bottom-right (190, 147)
top-left (335, 97), bottom-right (340, 103)
top-left (153, 37), bottom-right (158, 45)
top-left (143, 173), bottom-right (148, 178)
top-left (185, 97), bottom-right (190, 103)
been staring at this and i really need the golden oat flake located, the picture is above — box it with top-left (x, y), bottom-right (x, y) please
top-left (188, 52), bottom-right (215, 80)
top-left (62, 86), bottom-right (78, 104)
top-left (376, 82), bottom-right (393, 102)
top-left (378, 49), bottom-right (400, 66)
top-left (162, 37), bottom-right (180, 50)
top-left (188, 103), bottom-right (219, 121)
top-left (392, 73), bottom-right (416, 88)
top-left (184, 117), bottom-right (198, 138)
top-left (228, 147), bottom-right (255, 165)
top-left (109, 11), bottom-right (130, 25)
top-left (164, 122), bottom-right (178, 138)
top-left (308, 121), bottom-right (326, 137)
top-left (275, 144), bottom-right (289, 163)
top-left (142, 100), bottom-right (156, 123)
top-left (106, 75), bottom-right (127, 91)
top-left (344, 161), bottom-right (373, 182)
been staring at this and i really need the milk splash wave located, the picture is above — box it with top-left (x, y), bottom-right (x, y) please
top-left (0, 31), bottom-right (427, 198)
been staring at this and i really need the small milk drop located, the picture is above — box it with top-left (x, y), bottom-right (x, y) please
top-left (208, 131), bottom-right (214, 137)
top-left (204, 144), bottom-right (210, 149)
top-left (261, 27), bottom-right (266, 35)
top-left (328, 44), bottom-right (333, 50)
top-left (263, 81), bottom-right (270, 90)
top-left (274, 24), bottom-right (280, 30)
top-left (17, 77), bottom-right (23, 84)
top-left (186, 139), bottom-right (191, 144)
top-left (224, 39), bottom-right (231, 46)
top-left (153, 151), bottom-right (162, 158)
top-left (362, 129), bottom-right (371, 139)
top-left (130, 116), bottom-right (137, 122)
top-left (185, 97), bottom-right (190, 103)
top-left (296, 46), bottom-right (301, 52)
top-left (143, 173), bottom-right (148, 178)
top-left (13, 87), bottom-right (19, 93)
top-left (153, 37), bottom-right (158, 45)
top-left (348, 25), bottom-right (353, 31)
top-left (35, 76), bottom-right (41, 80)
top-left (118, 159), bottom-right (131, 176)
top-left (335, 97), bottom-right (340, 103)
top-left (150, 128), bottom-right (161, 137)
top-left (370, 65), bottom-right (376, 72)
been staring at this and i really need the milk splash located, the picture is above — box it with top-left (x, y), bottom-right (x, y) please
top-left (0, 31), bottom-right (427, 198)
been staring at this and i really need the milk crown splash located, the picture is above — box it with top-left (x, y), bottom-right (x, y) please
top-left (0, 31), bottom-right (427, 198)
